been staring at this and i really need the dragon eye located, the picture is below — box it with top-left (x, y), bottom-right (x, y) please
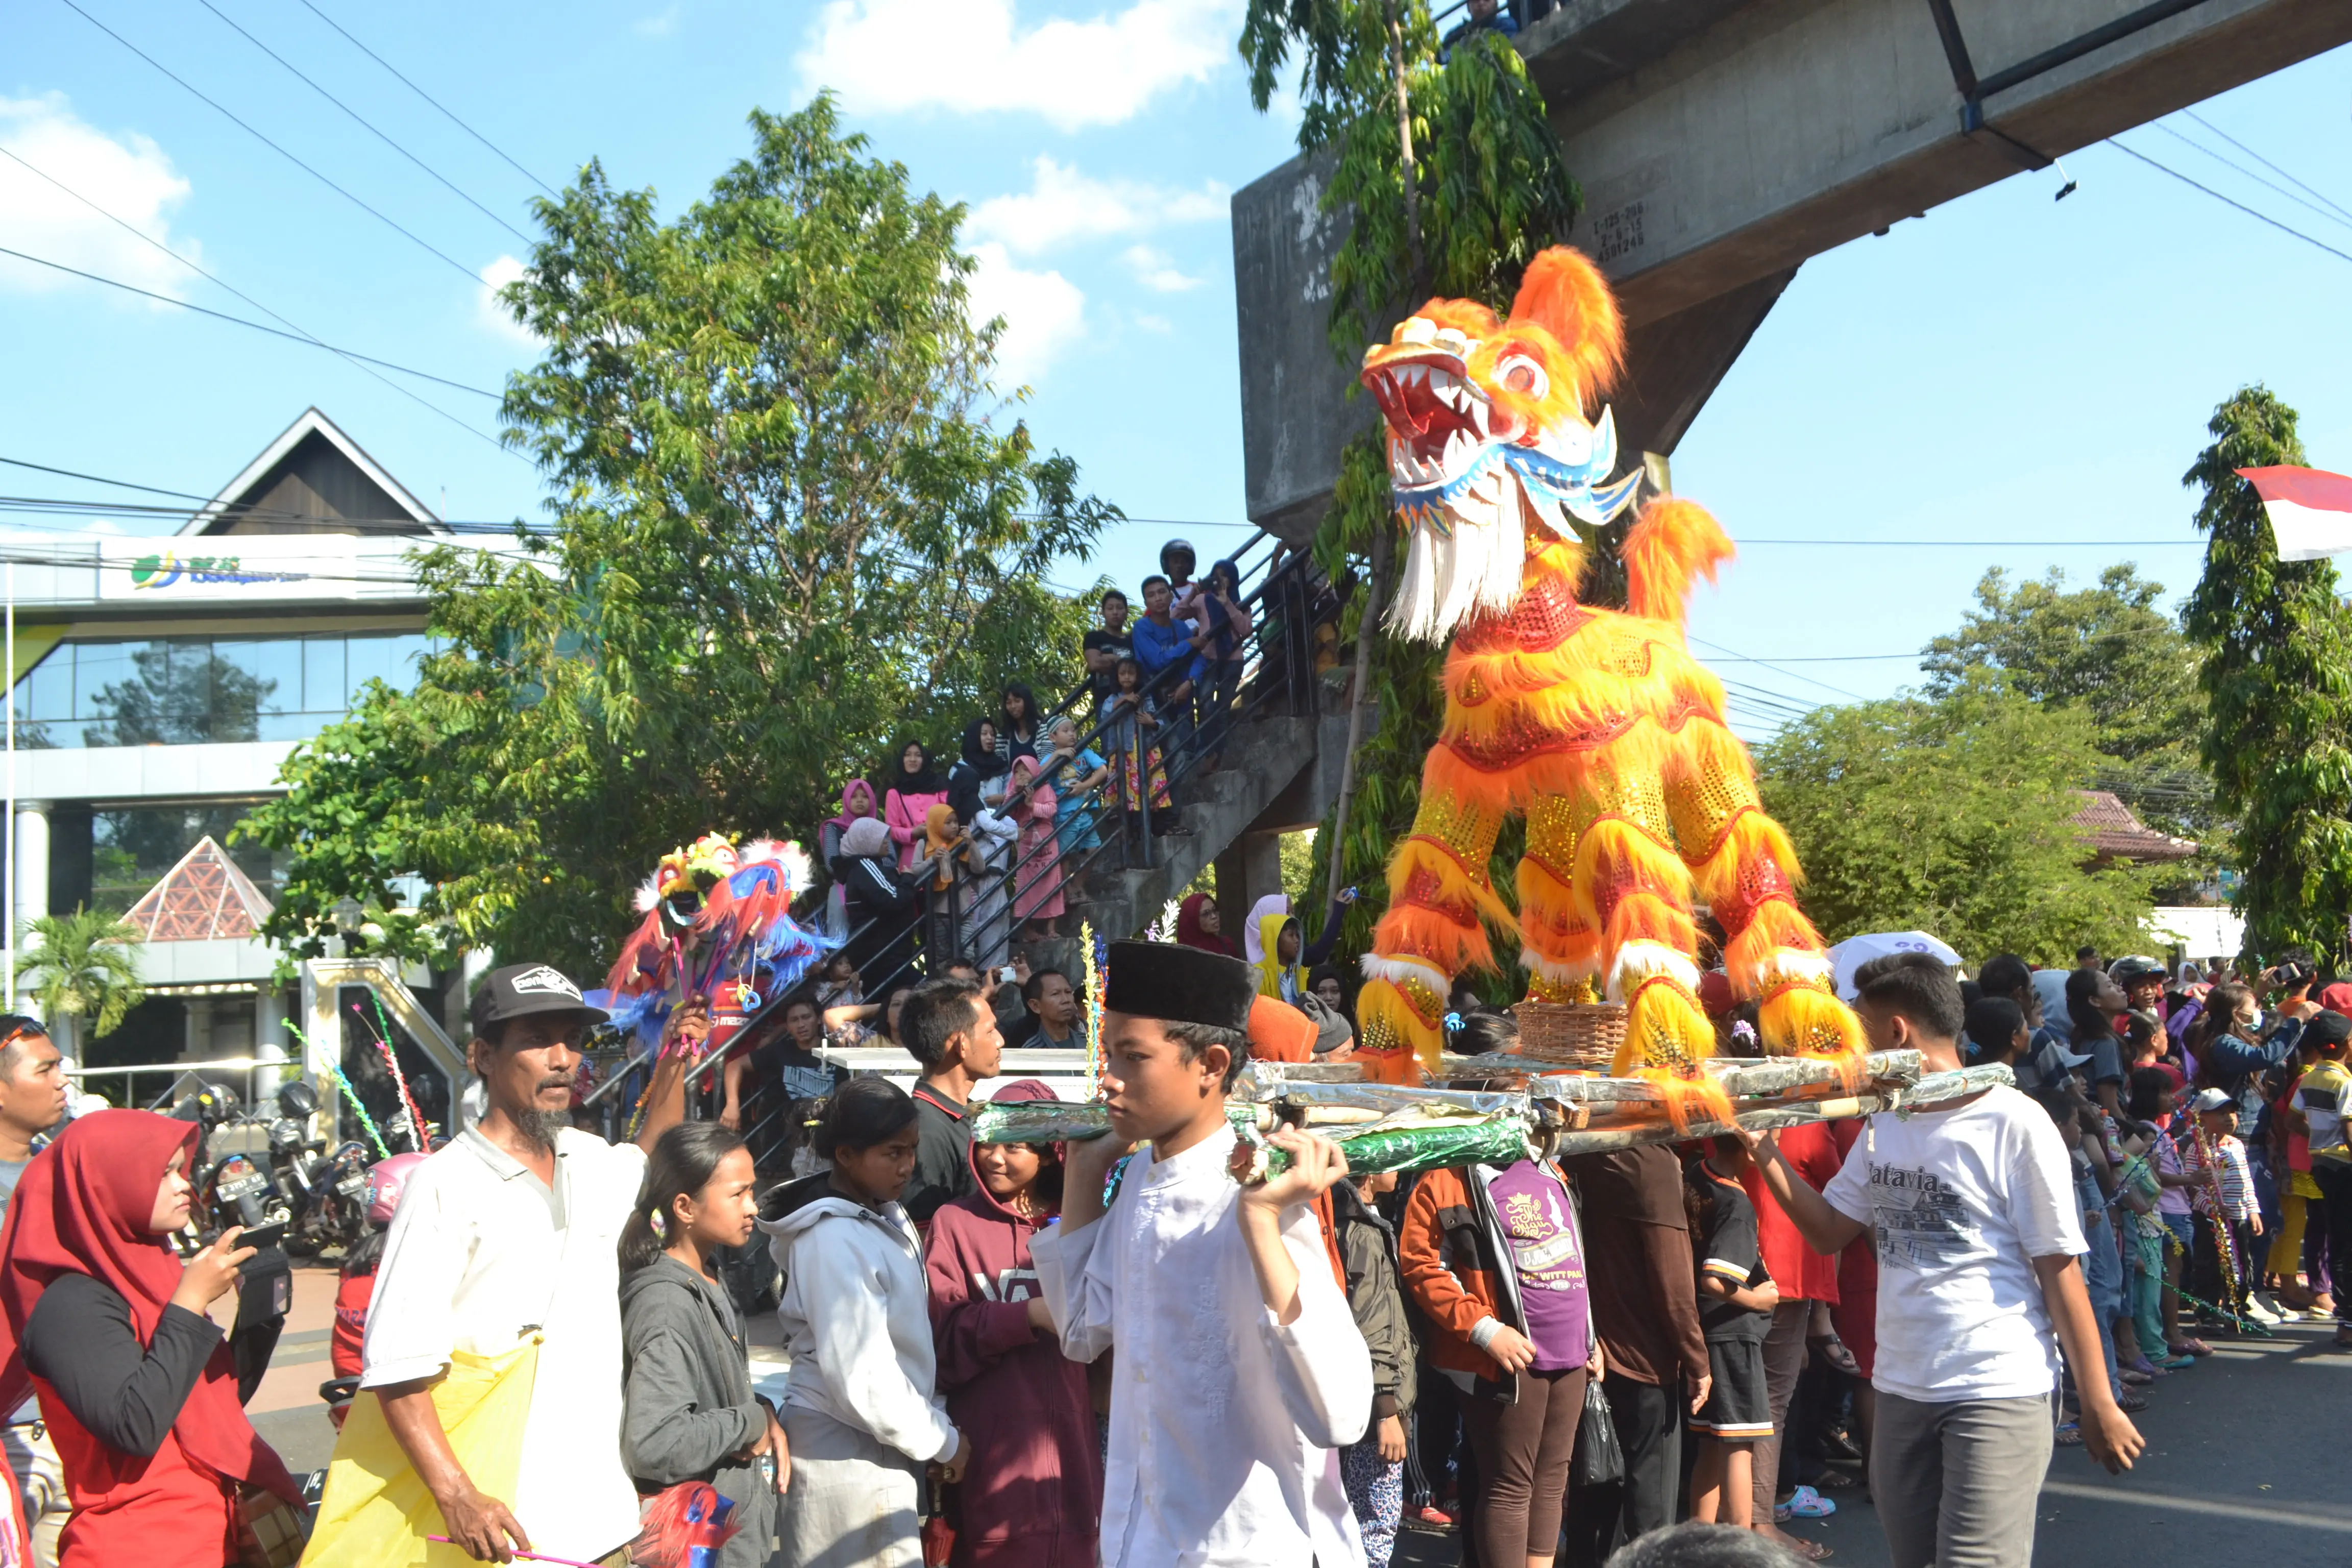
top-left (1498, 355), bottom-right (1548, 398)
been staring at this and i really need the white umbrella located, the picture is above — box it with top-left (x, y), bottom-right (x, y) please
top-left (1826, 931), bottom-right (1962, 999)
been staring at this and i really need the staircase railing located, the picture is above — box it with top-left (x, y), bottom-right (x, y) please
top-left (601, 529), bottom-right (1351, 1167)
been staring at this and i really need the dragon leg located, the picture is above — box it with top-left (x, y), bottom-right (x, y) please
top-left (1358, 757), bottom-right (1510, 1083)
top-left (1566, 759), bottom-right (1733, 1132)
top-left (1667, 718), bottom-right (1866, 1081)
top-left (1515, 792), bottom-right (1602, 1001)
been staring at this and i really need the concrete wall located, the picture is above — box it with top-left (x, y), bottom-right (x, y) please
top-left (1233, 0), bottom-right (2352, 535)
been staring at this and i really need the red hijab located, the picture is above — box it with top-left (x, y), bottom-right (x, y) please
top-left (1175, 892), bottom-right (1239, 958)
top-left (0, 1111), bottom-right (300, 1502)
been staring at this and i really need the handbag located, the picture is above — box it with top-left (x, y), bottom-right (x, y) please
top-left (235, 1484), bottom-right (310, 1568)
top-left (1573, 1376), bottom-right (1624, 1487)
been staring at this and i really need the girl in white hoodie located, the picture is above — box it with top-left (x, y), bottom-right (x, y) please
top-left (758, 1077), bottom-right (969, 1568)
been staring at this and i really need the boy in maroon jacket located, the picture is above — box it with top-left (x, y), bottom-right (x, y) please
top-left (922, 1079), bottom-right (1102, 1566)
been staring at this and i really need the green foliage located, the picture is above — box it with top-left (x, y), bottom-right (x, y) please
top-left (1244, 2), bottom-right (1577, 989)
top-left (16, 907), bottom-right (146, 1039)
top-left (1920, 564), bottom-right (2214, 846)
top-left (2181, 386), bottom-right (2352, 963)
top-left (240, 99), bottom-right (1114, 976)
top-left (1754, 677), bottom-right (2158, 966)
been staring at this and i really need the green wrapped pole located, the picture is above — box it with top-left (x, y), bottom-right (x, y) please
top-left (1250, 1116), bottom-right (1532, 1182)
top-left (968, 1100), bottom-right (1260, 1147)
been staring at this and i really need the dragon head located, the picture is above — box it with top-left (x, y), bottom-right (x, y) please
top-left (1361, 247), bottom-right (1646, 641)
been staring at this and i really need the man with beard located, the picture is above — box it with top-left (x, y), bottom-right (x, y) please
top-left (356, 964), bottom-right (692, 1564)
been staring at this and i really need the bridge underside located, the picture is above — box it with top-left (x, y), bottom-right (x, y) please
top-left (1234, 0), bottom-right (2352, 539)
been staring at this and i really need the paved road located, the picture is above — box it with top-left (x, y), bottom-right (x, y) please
top-left (1400, 1319), bottom-right (2347, 1565)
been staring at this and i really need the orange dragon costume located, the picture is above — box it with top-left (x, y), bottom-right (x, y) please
top-left (1352, 246), bottom-right (1864, 1117)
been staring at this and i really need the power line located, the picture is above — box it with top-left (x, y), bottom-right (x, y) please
top-left (1690, 634), bottom-right (1865, 703)
top-left (0, 147), bottom-right (509, 464)
top-left (2183, 109), bottom-right (2352, 228)
top-left (2151, 119), bottom-right (2352, 236)
top-left (195, 0), bottom-right (534, 246)
top-left (2104, 136), bottom-right (2352, 267)
top-left (0, 242), bottom-right (509, 453)
top-left (58, 0), bottom-right (486, 283)
top-left (297, 0), bottom-right (557, 198)
top-left (0, 494), bottom-right (544, 536)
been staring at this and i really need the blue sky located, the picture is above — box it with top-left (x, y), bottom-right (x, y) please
top-left (4, 1), bottom-right (2348, 742)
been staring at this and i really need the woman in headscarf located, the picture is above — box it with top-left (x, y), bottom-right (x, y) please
top-left (0, 1111), bottom-right (303, 1565)
top-left (1174, 892), bottom-right (1239, 958)
top-left (835, 815), bottom-right (928, 994)
top-left (1008, 755), bottom-right (1066, 940)
top-left (821, 779), bottom-right (884, 939)
top-left (950, 718), bottom-right (1015, 826)
top-left (1245, 892), bottom-right (1351, 1004)
top-left (883, 742), bottom-right (948, 872)
top-left (996, 684), bottom-right (1050, 766)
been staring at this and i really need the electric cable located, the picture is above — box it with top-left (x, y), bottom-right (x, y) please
top-left (2182, 109), bottom-right (2352, 227)
top-left (2150, 120), bottom-right (2352, 236)
top-left (58, 0), bottom-right (487, 283)
top-left (2104, 136), bottom-right (2352, 267)
top-left (297, 0), bottom-right (558, 198)
top-left (194, 0), bottom-right (534, 246)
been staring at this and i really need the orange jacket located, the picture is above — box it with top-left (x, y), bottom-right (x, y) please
top-left (1399, 1162), bottom-right (1562, 1397)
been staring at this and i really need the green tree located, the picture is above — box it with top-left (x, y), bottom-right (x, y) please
top-left (2181, 385), bottom-right (2352, 962)
top-left (1241, 3), bottom-right (1581, 975)
top-left (1754, 677), bottom-right (2158, 965)
top-left (1921, 564), bottom-right (2213, 842)
top-left (15, 907), bottom-right (147, 1048)
top-left (240, 99), bottom-right (1115, 975)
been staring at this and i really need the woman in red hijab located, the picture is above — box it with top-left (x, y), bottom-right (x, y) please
top-left (1173, 892), bottom-right (1239, 958)
top-left (0, 1110), bottom-right (300, 1565)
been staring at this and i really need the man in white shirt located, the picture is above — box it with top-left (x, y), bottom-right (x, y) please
top-left (1036, 940), bottom-right (1373, 1567)
top-left (362, 963), bottom-right (690, 1564)
top-left (1743, 951), bottom-right (2143, 1568)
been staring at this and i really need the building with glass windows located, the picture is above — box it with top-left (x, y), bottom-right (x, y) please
top-left (6, 409), bottom-right (480, 1079)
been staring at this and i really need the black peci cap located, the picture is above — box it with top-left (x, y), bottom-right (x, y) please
top-left (1104, 941), bottom-right (1255, 1034)
top-left (470, 963), bottom-right (610, 1032)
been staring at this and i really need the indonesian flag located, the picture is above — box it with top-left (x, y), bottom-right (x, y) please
top-left (2238, 465), bottom-right (2352, 561)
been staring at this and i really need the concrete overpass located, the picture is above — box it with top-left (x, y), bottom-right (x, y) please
top-left (1233, 0), bottom-right (2352, 538)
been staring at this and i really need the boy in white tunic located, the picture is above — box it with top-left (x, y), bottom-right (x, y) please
top-left (1034, 941), bottom-right (1373, 1568)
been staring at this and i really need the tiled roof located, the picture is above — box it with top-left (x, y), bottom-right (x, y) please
top-left (2072, 790), bottom-right (2198, 863)
top-left (124, 836), bottom-right (275, 941)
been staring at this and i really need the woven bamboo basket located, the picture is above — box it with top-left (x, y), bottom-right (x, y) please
top-left (1512, 1000), bottom-right (1627, 1068)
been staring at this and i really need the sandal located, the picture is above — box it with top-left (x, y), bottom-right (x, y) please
top-left (1777, 1486), bottom-right (1837, 1520)
top-left (2054, 1421), bottom-right (2084, 1447)
top-left (2176, 1336), bottom-right (2214, 1357)
top-left (2116, 1388), bottom-right (2148, 1413)
top-left (1809, 1334), bottom-right (1863, 1378)
top-left (1779, 1537), bottom-right (1833, 1562)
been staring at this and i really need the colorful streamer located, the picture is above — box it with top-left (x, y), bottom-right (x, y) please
top-left (1080, 920), bottom-right (1104, 1099)
top-left (353, 1002), bottom-right (428, 1151)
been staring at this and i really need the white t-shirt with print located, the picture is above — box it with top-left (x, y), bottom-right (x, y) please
top-left (1822, 1085), bottom-right (2086, 1404)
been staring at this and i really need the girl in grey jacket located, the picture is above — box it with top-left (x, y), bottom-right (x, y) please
top-left (619, 1123), bottom-right (780, 1568)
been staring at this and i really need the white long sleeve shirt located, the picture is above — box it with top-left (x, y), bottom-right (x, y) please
top-left (361, 1127), bottom-right (648, 1565)
top-left (1033, 1123), bottom-right (1373, 1568)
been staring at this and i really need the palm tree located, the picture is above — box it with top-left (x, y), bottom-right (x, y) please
top-left (15, 908), bottom-right (146, 1055)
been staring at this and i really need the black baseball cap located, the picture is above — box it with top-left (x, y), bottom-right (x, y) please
top-left (470, 963), bottom-right (610, 1032)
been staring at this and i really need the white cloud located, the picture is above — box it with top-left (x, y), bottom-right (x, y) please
top-left (0, 94), bottom-right (193, 299)
top-left (635, 3), bottom-right (683, 35)
top-left (965, 241), bottom-right (1085, 388)
top-left (1123, 243), bottom-right (1203, 292)
top-left (1133, 312), bottom-right (1173, 333)
top-left (476, 254), bottom-right (536, 344)
top-left (797, 0), bottom-right (1237, 131)
top-left (965, 156), bottom-right (1224, 258)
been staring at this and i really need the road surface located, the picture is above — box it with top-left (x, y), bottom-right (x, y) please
top-left (1399, 1319), bottom-right (2345, 1565)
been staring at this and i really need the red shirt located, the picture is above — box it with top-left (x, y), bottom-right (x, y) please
top-left (1742, 1121), bottom-right (1842, 1304)
top-left (331, 1271), bottom-right (375, 1378)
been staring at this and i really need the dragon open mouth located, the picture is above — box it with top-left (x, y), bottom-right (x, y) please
top-left (1363, 353), bottom-right (1503, 490)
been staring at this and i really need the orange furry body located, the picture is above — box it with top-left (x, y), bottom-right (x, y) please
top-left (1353, 248), bottom-right (1865, 1113)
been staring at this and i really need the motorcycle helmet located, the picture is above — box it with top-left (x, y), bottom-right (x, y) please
top-left (365, 1152), bottom-right (430, 1227)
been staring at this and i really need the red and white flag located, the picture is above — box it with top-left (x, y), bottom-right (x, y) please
top-left (2238, 465), bottom-right (2352, 561)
